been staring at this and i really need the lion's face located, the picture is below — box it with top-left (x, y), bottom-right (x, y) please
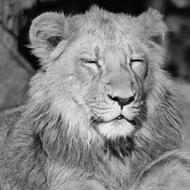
top-left (59, 36), bottom-right (148, 139)
top-left (29, 7), bottom-right (167, 140)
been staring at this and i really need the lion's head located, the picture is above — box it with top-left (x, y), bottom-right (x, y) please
top-left (28, 6), bottom-right (182, 162)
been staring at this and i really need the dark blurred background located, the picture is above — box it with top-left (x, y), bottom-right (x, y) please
top-left (0, 0), bottom-right (190, 149)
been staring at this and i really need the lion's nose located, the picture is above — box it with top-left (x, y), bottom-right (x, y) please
top-left (108, 93), bottom-right (135, 109)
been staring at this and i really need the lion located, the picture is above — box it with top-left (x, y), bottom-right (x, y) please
top-left (0, 6), bottom-right (190, 190)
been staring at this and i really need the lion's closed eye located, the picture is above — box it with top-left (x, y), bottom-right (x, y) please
top-left (80, 58), bottom-right (100, 72)
top-left (130, 58), bottom-right (147, 78)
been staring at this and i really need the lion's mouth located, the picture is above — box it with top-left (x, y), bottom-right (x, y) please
top-left (92, 114), bottom-right (137, 139)
top-left (91, 114), bottom-right (135, 125)
top-left (114, 114), bottom-right (127, 121)
top-left (112, 114), bottom-right (137, 126)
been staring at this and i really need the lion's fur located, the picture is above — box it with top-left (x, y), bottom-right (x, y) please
top-left (0, 6), bottom-right (190, 190)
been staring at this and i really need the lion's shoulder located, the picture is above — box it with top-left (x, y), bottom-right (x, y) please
top-left (136, 150), bottom-right (190, 190)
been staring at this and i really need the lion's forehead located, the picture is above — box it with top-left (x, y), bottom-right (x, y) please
top-left (76, 20), bottom-right (139, 46)
top-left (71, 33), bottom-right (146, 62)
top-left (75, 7), bottom-right (141, 41)
top-left (59, 11), bottom-right (147, 63)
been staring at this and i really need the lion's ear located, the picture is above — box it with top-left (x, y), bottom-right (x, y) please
top-left (29, 12), bottom-right (72, 60)
top-left (138, 8), bottom-right (167, 47)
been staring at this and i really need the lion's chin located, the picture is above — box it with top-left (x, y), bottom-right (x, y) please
top-left (97, 119), bottom-right (135, 139)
